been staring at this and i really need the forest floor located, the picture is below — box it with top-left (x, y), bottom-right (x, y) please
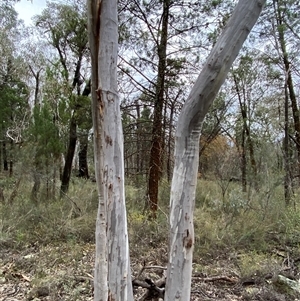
top-left (1, 239), bottom-right (300, 301)
top-left (1, 178), bottom-right (300, 300)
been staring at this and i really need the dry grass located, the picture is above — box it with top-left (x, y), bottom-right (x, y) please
top-left (0, 175), bottom-right (300, 259)
top-left (1, 175), bottom-right (300, 300)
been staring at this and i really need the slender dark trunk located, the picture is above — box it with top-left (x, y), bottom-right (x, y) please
top-left (60, 115), bottom-right (77, 195)
top-left (60, 72), bottom-right (90, 192)
top-left (234, 74), bottom-right (257, 191)
top-left (30, 68), bottom-right (42, 201)
top-left (136, 101), bottom-right (141, 175)
top-left (29, 66), bottom-right (41, 107)
top-left (8, 138), bottom-right (13, 177)
top-left (78, 80), bottom-right (91, 178)
top-left (234, 76), bottom-right (247, 192)
top-left (3, 141), bottom-right (8, 171)
top-left (31, 168), bottom-right (41, 202)
top-left (167, 100), bottom-right (175, 183)
top-left (161, 97), bottom-right (168, 178)
top-left (78, 133), bottom-right (89, 179)
top-left (9, 160), bottom-right (13, 177)
top-left (284, 81), bottom-right (291, 204)
top-left (241, 126), bottom-right (247, 192)
top-left (147, 0), bottom-right (169, 218)
top-left (274, 0), bottom-right (300, 186)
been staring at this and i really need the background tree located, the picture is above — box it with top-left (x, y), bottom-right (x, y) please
top-left (232, 54), bottom-right (261, 192)
top-left (256, 0), bottom-right (300, 203)
top-left (272, 0), bottom-right (299, 203)
top-left (34, 1), bottom-right (91, 195)
top-left (28, 103), bottom-right (63, 201)
top-left (0, 2), bottom-right (29, 175)
top-left (118, 0), bottom-right (229, 217)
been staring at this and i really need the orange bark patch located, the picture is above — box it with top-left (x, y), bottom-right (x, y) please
top-left (183, 229), bottom-right (193, 249)
top-left (105, 135), bottom-right (113, 146)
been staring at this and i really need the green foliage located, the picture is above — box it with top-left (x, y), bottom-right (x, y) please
top-left (127, 203), bottom-right (168, 259)
top-left (201, 92), bottom-right (226, 137)
top-left (28, 105), bottom-right (63, 159)
top-left (34, 2), bottom-right (88, 57)
top-left (0, 55), bottom-right (29, 162)
top-left (193, 178), bottom-right (300, 258)
top-left (2, 171), bottom-right (300, 278)
top-left (0, 177), bottom-right (97, 245)
top-left (237, 252), bottom-right (279, 278)
top-left (0, 2), bottom-right (18, 30)
top-left (0, 82), bottom-right (28, 122)
top-left (72, 95), bottom-right (92, 130)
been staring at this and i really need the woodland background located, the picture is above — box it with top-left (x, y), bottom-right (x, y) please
top-left (1, 0), bottom-right (300, 300)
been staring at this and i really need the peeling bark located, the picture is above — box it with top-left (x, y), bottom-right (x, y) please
top-left (165, 1), bottom-right (266, 300)
top-left (87, 1), bottom-right (133, 300)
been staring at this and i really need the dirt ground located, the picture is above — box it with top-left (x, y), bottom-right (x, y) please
top-left (0, 240), bottom-right (299, 301)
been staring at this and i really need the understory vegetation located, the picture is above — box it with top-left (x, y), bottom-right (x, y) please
top-left (1, 173), bottom-right (299, 265)
top-left (1, 172), bottom-right (300, 299)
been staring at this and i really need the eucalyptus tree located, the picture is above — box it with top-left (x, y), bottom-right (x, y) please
top-left (273, 0), bottom-right (300, 201)
top-left (87, 1), bottom-right (133, 300)
top-left (122, 102), bottom-right (152, 180)
top-left (231, 54), bottom-right (262, 191)
top-left (21, 41), bottom-right (52, 199)
top-left (199, 91), bottom-right (234, 178)
top-left (0, 2), bottom-right (29, 174)
top-left (87, 0), bottom-right (265, 300)
top-left (257, 0), bottom-right (300, 202)
top-left (119, 0), bottom-right (222, 217)
top-left (34, 1), bottom-right (91, 194)
top-left (119, 0), bottom-right (172, 217)
top-left (28, 102), bottom-right (63, 200)
top-left (165, 0), bottom-right (266, 299)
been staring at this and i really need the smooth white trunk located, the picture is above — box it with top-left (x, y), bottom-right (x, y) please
top-left (164, 1), bottom-right (266, 300)
top-left (87, 1), bottom-right (133, 300)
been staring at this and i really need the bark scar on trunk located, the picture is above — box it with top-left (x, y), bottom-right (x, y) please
top-left (105, 135), bottom-right (113, 146)
top-left (183, 229), bottom-right (193, 249)
top-left (96, 88), bottom-right (104, 117)
top-left (108, 291), bottom-right (115, 301)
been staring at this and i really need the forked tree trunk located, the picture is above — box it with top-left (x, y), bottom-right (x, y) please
top-left (87, 1), bottom-right (133, 301)
top-left (164, 1), bottom-right (266, 300)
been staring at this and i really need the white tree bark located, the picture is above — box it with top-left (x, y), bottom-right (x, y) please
top-left (164, 1), bottom-right (266, 300)
top-left (87, 1), bottom-right (133, 301)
